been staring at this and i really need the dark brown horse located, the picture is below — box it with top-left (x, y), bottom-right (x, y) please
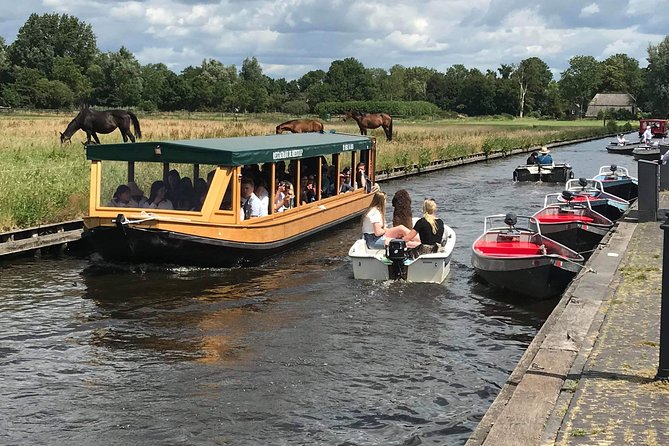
top-left (275, 119), bottom-right (324, 134)
top-left (343, 111), bottom-right (393, 141)
top-left (60, 108), bottom-right (142, 145)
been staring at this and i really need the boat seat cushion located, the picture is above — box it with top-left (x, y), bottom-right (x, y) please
top-left (475, 240), bottom-right (542, 256)
top-left (537, 214), bottom-right (594, 223)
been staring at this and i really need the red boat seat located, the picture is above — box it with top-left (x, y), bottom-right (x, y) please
top-left (474, 240), bottom-right (543, 256)
top-left (536, 214), bottom-right (594, 223)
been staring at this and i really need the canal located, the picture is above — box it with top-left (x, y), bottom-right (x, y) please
top-left (0, 136), bottom-right (636, 445)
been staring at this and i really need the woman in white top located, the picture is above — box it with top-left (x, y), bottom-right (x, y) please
top-left (361, 191), bottom-right (419, 249)
top-left (144, 180), bottom-right (174, 210)
top-left (275, 181), bottom-right (295, 213)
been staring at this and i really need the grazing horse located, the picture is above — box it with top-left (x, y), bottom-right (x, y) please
top-left (343, 111), bottom-right (393, 141)
top-left (60, 108), bottom-right (142, 145)
top-left (275, 119), bottom-right (324, 134)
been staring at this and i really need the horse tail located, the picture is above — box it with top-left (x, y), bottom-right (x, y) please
top-left (316, 121), bottom-right (324, 132)
top-left (128, 111), bottom-right (142, 139)
top-left (387, 115), bottom-right (393, 141)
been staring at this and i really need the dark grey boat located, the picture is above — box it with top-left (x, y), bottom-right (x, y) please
top-left (513, 163), bottom-right (573, 182)
top-left (632, 146), bottom-right (660, 161)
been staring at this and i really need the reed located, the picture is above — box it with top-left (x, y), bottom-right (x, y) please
top-left (0, 113), bottom-right (608, 231)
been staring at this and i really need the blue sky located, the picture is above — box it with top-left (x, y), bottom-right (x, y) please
top-left (1, 0), bottom-right (667, 79)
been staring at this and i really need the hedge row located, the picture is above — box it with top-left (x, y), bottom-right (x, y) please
top-left (315, 101), bottom-right (442, 118)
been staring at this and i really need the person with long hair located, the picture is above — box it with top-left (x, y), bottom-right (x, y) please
top-left (403, 198), bottom-right (444, 254)
top-left (144, 180), bottom-right (173, 210)
top-left (275, 181), bottom-right (295, 213)
top-left (361, 191), bottom-right (419, 249)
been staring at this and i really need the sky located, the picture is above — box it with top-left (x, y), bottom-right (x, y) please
top-left (0, 0), bottom-right (667, 80)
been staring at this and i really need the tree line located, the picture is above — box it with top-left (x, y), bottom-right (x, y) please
top-left (0, 13), bottom-right (668, 118)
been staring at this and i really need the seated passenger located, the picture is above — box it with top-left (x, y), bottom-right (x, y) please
top-left (355, 162), bottom-right (370, 192)
top-left (340, 167), bottom-right (353, 193)
top-left (536, 146), bottom-right (553, 165)
top-left (127, 181), bottom-right (147, 207)
top-left (174, 177), bottom-right (195, 210)
top-left (240, 177), bottom-right (262, 220)
top-left (166, 169), bottom-right (181, 201)
top-left (300, 175), bottom-right (317, 204)
top-left (144, 180), bottom-right (173, 210)
top-left (275, 181), bottom-right (295, 212)
top-left (616, 134), bottom-right (627, 145)
top-left (403, 199), bottom-right (445, 256)
top-left (193, 178), bottom-right (208, 211)
top-left (255, 178), bottom-right (269, 217)
top-left (361, 190), bottom-right (420, 249)
top-left (526, 152), bottom-right (538, 165)
top-left (107, 184), bottom-right (133, 207)
top-left (320, 165), bottom-right (331, 198)
top-left (392, 189), bottom-right (413, 230)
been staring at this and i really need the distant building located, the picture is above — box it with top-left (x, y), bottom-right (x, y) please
top-left (585, 93), bottom-right (637, 117)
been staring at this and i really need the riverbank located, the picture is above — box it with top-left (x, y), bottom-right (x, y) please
top-left (466, 194), bottom-right (669, 445)
top-left (0, 113), bottom-right (613, 231)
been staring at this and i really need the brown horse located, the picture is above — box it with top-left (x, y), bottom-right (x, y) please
top-left (343, 111), bottom-right (393, 141)
top-left (60, 108), bottom-right (142, 145)
top-left (275, 119), bottom-right (324, 134)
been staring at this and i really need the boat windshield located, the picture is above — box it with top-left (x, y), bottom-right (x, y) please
top-left (483, 214), bottom-right (540, 235)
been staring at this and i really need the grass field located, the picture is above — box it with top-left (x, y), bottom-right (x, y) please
top-left (0, 111), bottom-right (613, 231)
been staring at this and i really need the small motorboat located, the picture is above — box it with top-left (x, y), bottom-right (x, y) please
top-left (605, 141), bottom-right (642, 155)
top-left (561, 178), bottom-right (630, 221)
top-left (533, 191), bottom-right (613, 258)
top-left (471, 213), bottom-right (584, 300)
top-left (632, 145), bottom-right (660, 161)
top-left (591, 164), bottom-right (638, 201)
top-left (348, 225), bottom-right (456, 283)
top-left (513, 163), bottom-right (574, 182)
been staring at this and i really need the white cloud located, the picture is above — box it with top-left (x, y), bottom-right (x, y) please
top-left (579, 3), bottom-right (600, 18)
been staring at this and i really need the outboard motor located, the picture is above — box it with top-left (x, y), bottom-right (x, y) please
top-left (561, 190), bottom-right (574, 202)
top-left (578, 177), bottom-right (588, 190)
top-left (610, 164), bottom-right (618, 173)
top-left (386, 238), bottom-right (408, 280)
top-left (504, 212), bottom-right (517, 228)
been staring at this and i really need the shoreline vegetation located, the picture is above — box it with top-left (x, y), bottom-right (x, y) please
top-left (0, 111), bottom-right (616, 231)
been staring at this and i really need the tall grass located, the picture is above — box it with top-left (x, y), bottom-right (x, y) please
top-left (0, 113), bottom-right (609, 231)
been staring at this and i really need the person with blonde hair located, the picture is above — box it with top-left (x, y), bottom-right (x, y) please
top-left (361, 191), bottom-right (418, 249)
top-left (403, 198), bottom-right (445, 255)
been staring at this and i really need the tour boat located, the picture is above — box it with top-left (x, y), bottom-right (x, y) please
top-left (591, 165), bottom-right (638, 201)
top-left (512, 162), bottom-right (573, 182)
top-left (471, 214), bottom-right (584, 300)
top-left (561, 178), bottom-right (630, 221)
top-left (83, 132), bottom-right (377, 266)
top-left (533, 192), bottom-right (613, 258)
top-left (632, 145), bottom-right (660, 162)
top-left (348, 224), bottom-right (456, 283)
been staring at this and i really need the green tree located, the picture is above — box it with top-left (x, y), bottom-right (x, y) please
top-left (52, 56), bottom-right (92, 105)
top-left (34, 78), bottom-right (74, 108)
top-left (559, 55), bottom-right (602, 118)
top-left (645, 36), bottom-right (669, 116)
top-left (0, 36), bottom-right (8, 73)
top-left (426, 72), bottom-right (449, 109)
top-left (140, 63), bottom-right (174, 110)
top-left (442, 64), bottom-right (469, 112)
top-left (404, 66), bottom-right (436, 101)
top-left (513, 57), bottom-right (552, 117)
top-left (600, 53), bottom-right (644, 97)
top-left (325, 58), bottom-right (374, 101)
top-left (93, 47), bottom-right (143, 107)
top-left (383, 65), bottom-right (407, 100)
top-left (461, 68), bottom-right (496, 115)
top-left (7, 13), bottom-right (98, 76)
top-left (237, 57), bottom-right (268, 112)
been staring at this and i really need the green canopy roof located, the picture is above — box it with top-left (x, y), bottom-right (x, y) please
top-left (86, 132), bottom-right (373, 165)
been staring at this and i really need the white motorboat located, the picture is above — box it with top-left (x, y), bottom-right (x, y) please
top-left (348, 224), bottom-right (456, 283)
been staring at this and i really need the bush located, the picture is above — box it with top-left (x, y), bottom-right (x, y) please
top-left (605, 119), bottom-right (618, 133)
top-left (282, 100), bottom-right (310, 116)
top-left (314, 100), bottom-right (442, 118)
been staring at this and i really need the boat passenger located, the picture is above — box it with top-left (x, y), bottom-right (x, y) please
top-left (240, 177), bottom-right (262, 220)
top-left (144, 180), bottom-right (174, 210)
top-left (403, 199), bottom-right (445, 256)
top-left (616, 134), bottom-right (627, 145)
top-left (526, 152), bottom-right (539, 164)
top-left (166, 169), bottom-right (181, 201)
top-left (193, 178), bottom-right (208, 211)
top-left (174, 177), bottom-right (195, 210)
top-left (340, 167), bottom-right (353, 193)
top-left (355, 162), bottom-right (370, 192)
top-left (361, 190), bottom-right (418, 249)
top-left (107, 184), bottom-right (133, 207)
top-left (275, 181), bottom-right (295, 212)
top-left (300, 175), bottom-right (317, 204)
top-left (643, 125), bottom-right (653, 145)
top-left (255, 177), bottom-right (269, 217)
top-left (536, 146), bottom-right (553, 165)
top-left (127, 181), bottom-right (147, 207)
top-left (391, 189), bottom-right (413, 229)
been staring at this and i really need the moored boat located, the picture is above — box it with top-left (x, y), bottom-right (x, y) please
top-left (513, 163), bottom-right (573, 182)
top-left (591, 165), bottom-right (638, 201)
top-left (533, 192), bottom-right (613, 258)
top-left (471, 214), bottom-right (584, 300)
top-left (348, 224), bottom-right (456, 283)
top-left (562, 178), bottom-right (630, 221)
top-left (83, 132), bottom-right (377, 266)
top-left (632, 145), bottom-right (660, 161)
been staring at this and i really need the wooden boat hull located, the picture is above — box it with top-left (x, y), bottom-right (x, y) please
top-left (513, 164), bottom-right (573, 182)
top-left (471, 253), bottom-right (580, 300)
top-left (84, 211), bottom-right (362, 267)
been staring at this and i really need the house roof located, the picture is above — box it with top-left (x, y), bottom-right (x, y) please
top-left (86, 132), bottom-right (373, 165)
top-left (588, 93), bottom-right (636, 107)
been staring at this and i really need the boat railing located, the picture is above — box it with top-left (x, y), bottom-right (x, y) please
top-left (597, 165), bottom-right (630, 178)
top-left (566, 178), bottom-right (604, 193)
top-left (544, 192), bottom-right (593, 210)
top-left (483, 214), bottom-right (542, 237)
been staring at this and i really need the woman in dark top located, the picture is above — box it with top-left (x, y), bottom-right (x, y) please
top-left (403, 198), bottom-right (444, 254)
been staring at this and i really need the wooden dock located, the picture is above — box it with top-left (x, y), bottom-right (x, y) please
top-left (0, 220), bottom-right (84, 259)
